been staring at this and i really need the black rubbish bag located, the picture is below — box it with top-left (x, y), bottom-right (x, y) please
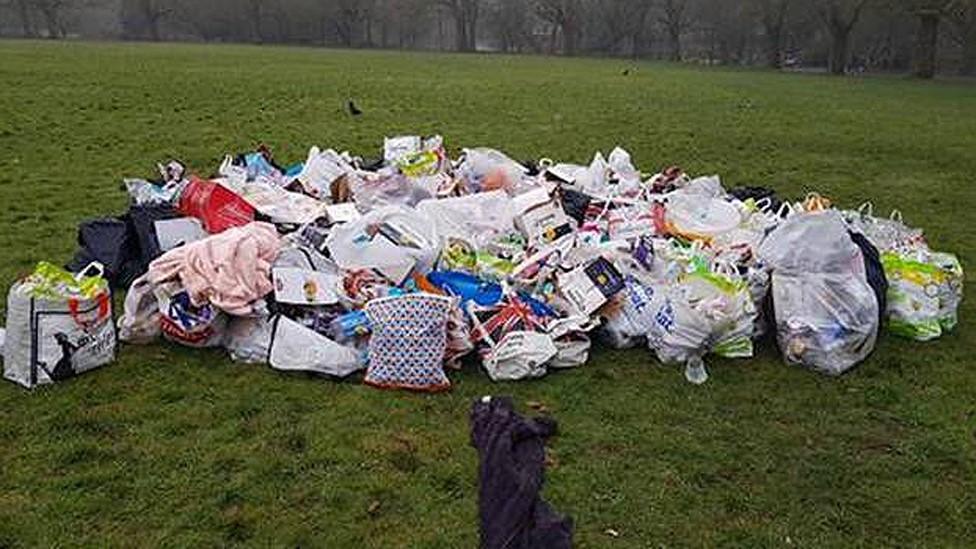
top-left (66, 218), bottom-right (142, 289)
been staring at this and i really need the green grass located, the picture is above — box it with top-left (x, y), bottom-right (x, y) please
top-left (1, 40), bottom-right (975, 547)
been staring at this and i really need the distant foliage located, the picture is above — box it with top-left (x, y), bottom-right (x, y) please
top-left (1, 0), bottom-right (974, 76)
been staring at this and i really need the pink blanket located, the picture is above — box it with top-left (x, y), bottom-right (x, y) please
top-left (148, 222), bottom-right (280, 315)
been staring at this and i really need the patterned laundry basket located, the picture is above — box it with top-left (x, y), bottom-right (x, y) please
top-left (364, 293), bottom-right (453, 391)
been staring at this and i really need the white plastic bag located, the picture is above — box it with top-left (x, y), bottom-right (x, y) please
top-left (416, 191), bottom-right (515, 247)
top-left (326, 205), bottom-right (441, 284)
top-left (665, 193), bottom-right (742, 242)
top-left (547, 315), bottom-right (596, 369)
top-left (600, 277), bottom-right (664, 349)
top-left (269, 316), bottom-right (363, 377)
top-left (292, 146), bottom-right (354, 199)
top-left (118, 274), bottom-right (161, 344)
top-left (225, 315), bottom-right (273, 364)
top-left (457, 148), bottom-right (528, 193)
top-left (844, 203), bottom-right (926, 253)
top-left (482, 331), bottom-right (557, 381)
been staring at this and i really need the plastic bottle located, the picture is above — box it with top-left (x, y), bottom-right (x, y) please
top-left (684, 356), bottom-right (709, 385)
top-left (330, 310), bottom-right (371, 344)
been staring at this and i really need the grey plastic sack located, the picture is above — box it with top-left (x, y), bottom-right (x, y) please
top-left (759, 211), bottom-right (879, 375)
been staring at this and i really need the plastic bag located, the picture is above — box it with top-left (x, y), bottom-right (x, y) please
top-left (326, 205), bottom-right (441, 285)
top-left (178, 177), bottom-right (255, 234)
top-left (269, 316), bottom-right (363, 377)
top-left (482, 331), bottom-right (557, 381)
top-left (347, 172), bottom-right (439, 209)
top-left (291, 147), bottom-right (354, 199)
top-left (759, 211), bottom-right (880, 375)
top-left (665, 193), bottom-right (742, 242)
top-left (416, 191), bottom-right (515, 248)
top-left (124, 178), bottom-right (186, 206)
top-left (218, 159), bottom-right (329, 225)
top-left (646, 267), bottom-right (757, 380)
top-left (547, 315), bottom-right (596, 369)
top-left (845, 203), bottom-right (927, 253)
top-left (225, 315), bottom-right (273, 364)
top-left (155, 282), bottom-right (227, 348)
top-left (457, 148), bottom-right (528, 193)
top-left (19, 262), bottom-right (108, 300)
top-left (883, 251), bottom-right (964, 340)
top-left (599, 276), bottom-right (664, 349)
top-left (118, 274), bottom-right (161, 344)
top-left (4, 277), bottom-right (116, 389)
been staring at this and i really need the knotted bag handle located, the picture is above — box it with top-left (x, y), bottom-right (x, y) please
top-left (857, 201), bottom-right (874, 219)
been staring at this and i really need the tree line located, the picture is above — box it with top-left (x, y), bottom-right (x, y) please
top-left (2, 0), bottom-right (975, 77)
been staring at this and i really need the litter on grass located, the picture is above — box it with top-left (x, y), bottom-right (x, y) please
top-left (1, 137), bottom-right (964, 389)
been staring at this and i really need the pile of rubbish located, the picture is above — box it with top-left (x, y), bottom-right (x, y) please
top-left (0, 137), bottom-right (965, 389)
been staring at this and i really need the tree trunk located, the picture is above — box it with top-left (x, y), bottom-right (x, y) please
top-left (828, 29), bottom-right (849, 74)
top-left (669, 26), bottom-right (681, 62)
top-left (16, 0), bottom-right (36, 37)
top-left (563, 19), bottom-right (577, 56)
top-left (962, 32), bottom-right (976, 75)
top-left (766, 25), bottom-right (783, 68)
top-left (912, 11), bottom-right (939, 79)
top-left (454, 14), bottom-right (467, 51)
top-left (146, 2), bottom-right (163, 42)
top-left (40, 7), bottom-right (61, 39)
top-left (465, 16), bottom-right (477, 51)
top-left (437, 11), bottom-right (444, 50)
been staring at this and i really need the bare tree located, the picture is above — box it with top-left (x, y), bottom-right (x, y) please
top-left (817, 0), bottom-right (871, 74)
top-left (907, 1), bottom-right (953, 78)
top-left (329, 0), bottom-right (368, 47)
top-left (8, 0), bottom-right (38, 36)
top-left (753, 0), bottom-right (792, 68)
top-left (438, 0), bottom-right (480, 51)
top-left (488, 0), bottom-right (534, 52)
top-left (946, 0), bottom-right (976, 73)
top-left (29, 0), bottom-right (73, 37)
top-left (658, 0), bottom-right (691, 62)
top-left (534, 0), bottom-right (582, 55)
top-left (121, 0), bottom-right (173, 40)
top-left (599, 0), bottom-right (653, 58)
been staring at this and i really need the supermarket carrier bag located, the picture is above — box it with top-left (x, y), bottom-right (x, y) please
top-left (3, 265), bottom-right (117, 389)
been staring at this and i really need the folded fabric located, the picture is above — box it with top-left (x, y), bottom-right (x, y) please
top-left (147, 222), bottom-right (281, 315)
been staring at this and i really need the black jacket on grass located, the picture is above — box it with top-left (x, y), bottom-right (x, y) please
top-left (470, 396), bottom-right (573, 549)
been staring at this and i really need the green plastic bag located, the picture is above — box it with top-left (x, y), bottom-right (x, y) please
top-left (19, 262), bottom-right (108, 300)
top-left (882, 252), bottom-right (964, 341)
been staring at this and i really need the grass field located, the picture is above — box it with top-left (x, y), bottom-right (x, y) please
top-left (0, 40), bottom-right (974, 547)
